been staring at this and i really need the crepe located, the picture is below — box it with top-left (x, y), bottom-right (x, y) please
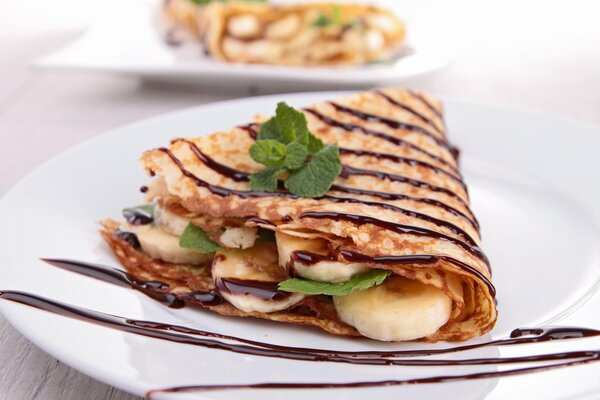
top-left (162, 0), bottom-right (406, 66)
top-left (102, 88), bottom-right (497, 342)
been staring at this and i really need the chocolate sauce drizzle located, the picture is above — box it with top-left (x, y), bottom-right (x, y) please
top-left (41, 258), bottom-right (186, 308)
top-left (6, 259), bottom-right (594, 396)
top-left (0, 288), bottom-right (598, 397)
top-left (340, 165), bottom-right (469, 207)
top-left (216, 277), bottom-right (291, 301)
top-left (301, 212), bottom-right (490, 269)
top-left (339, 147), bottom-right (464, 184)
top-left (172, 138), bottom-right (249, 182)
top-left (375, 90), bottom-right (443, 134)
top-left (340, 250), bottom-right (495, 297)
top-left (291, 251), bottom-right (337, 265)
top-left (291, 110), bottom-right (459, 175)
top-left (329, 185), bottom-right (479, 231)
top-left (329, 102), bottom-right (458, 159)
top-left (170, 139), bottom-right (479, 234)
top-left (122, 208), bottom-right (153, 226)
top-left (408, 89), bottom-right (444, 120)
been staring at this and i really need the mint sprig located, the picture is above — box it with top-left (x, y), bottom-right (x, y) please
top-left (278, 269), bottom-right (392, 296)
top-left (179, 222), bottom-right (221, 253)
top-left (249, 102), bottom-right (341, 197)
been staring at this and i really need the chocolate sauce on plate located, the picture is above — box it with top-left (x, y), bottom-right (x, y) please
top-left (0, 289), bottom-right (598, 397)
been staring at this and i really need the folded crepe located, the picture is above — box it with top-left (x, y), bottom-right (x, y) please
top-left (162, 0), bottom-right (406, 66)
top-left (102, 88), bottom-right (497, 342)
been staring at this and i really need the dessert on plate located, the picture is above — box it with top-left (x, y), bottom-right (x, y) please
top-left (162, 0), bottom-right (406, 66)
top-left (101, 88), bottom-right (496, 342)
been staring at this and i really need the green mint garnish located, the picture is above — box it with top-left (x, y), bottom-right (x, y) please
top-left (278, 269), bottom-right (392, 296)
top-left (311, 4), bottom-right (358, 28)
top-left (284, 143), bottom-right (341, 197)
top-left (249, 166), bottom-right (285, 192)
top-left (179, 222), bottom-right (221, 253)
top-left (249, 102), bottom-right (340, 197)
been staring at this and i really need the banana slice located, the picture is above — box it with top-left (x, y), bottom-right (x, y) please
top-left (154, 198), bottom-right (257, 249)
top-left (121, 223), bottom-right (212, 265)
top-left (154, 199), bottom-right (190, 236)
top-left (276, 232), bottom-right (369, 283)
top-left (333, 276), bottom-right (453, 341)
top-left (212, 242), bottom-right (305, 313)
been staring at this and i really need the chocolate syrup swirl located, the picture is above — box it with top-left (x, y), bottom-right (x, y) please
top-left (147, 353), bottom-right (599, 398)
top-left (375, 90), bottom-right (443, 134)
top-left (304, 109), bottom-right (458, 173)
top-left (301, 212), bottom-right (490, 270)
top-left (41, 259), bottom-right (185, 308)
top-left (329, 102), bottom-right (458, 159)
top-left (0, 289), bottom-right (598, 398)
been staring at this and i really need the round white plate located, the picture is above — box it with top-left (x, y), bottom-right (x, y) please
top-left (0, 92), bottom-right (599, 400)
top-left (34, 0), bottom-right (456, 87)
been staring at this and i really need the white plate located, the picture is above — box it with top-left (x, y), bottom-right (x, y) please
top-left (0, 92), bottom-right (599, 399)
top-left (34, 0), bottom-right (456, 87)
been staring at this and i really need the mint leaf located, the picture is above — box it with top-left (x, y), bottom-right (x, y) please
top-left (251, 102), bottom-right (341, 198)
top-left (258, 102), bottom-right (310, 145)
top-left (249, 140), bottom-right (287, 167)
top-left (278, 269), bottom-right (392, 296)
top-left (284, 143), bottom-right (341, 197)
top-left (250, 166), bottom-right (284, 192)
top-left (331, 4), bottom-right (343, 25)
top-left (284, 142), bottom-right (308, 170)
top-left (307, 133), bottom-right (325, 154)
top-left (122, 203), bottom-right (155, 225)
top-left (311, 13), bottom-right (330, 27)
top-left (179, 223), bottom-right (220, 253)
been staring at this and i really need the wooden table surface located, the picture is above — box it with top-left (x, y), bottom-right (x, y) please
top-left (1, 0), bottom-right (599, 399)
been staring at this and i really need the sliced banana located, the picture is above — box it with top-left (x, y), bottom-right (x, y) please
top-left (212, 242), bottom-right (305, 313)
top-left (227, 14), bottom-right (261, 39)
top-left (276, 232), bottom-right (369, 283)
top-left (154, 199), bottom-right (190, 236)
top-left (121, 223), bottom-right (212, 265)
top-left (219, 226), bottom-right (258, 249)
top-left (334, 276), bottom-right (452, 341)
top-left (154, 199), bottom-right (257, 249)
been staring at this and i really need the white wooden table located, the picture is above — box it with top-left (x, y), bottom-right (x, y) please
top-left (1, 0), bottom-right (599, 398)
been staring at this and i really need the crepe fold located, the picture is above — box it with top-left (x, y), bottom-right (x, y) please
top-left (102, 89), bottom-right (497, 342)
top-left (162, 0), bottom-right (405, 66)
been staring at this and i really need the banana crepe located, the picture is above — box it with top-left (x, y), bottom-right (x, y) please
top-left (102, 88), bottom-right (497, 342)
top-left (162, 0), bottom-right (405, 66)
